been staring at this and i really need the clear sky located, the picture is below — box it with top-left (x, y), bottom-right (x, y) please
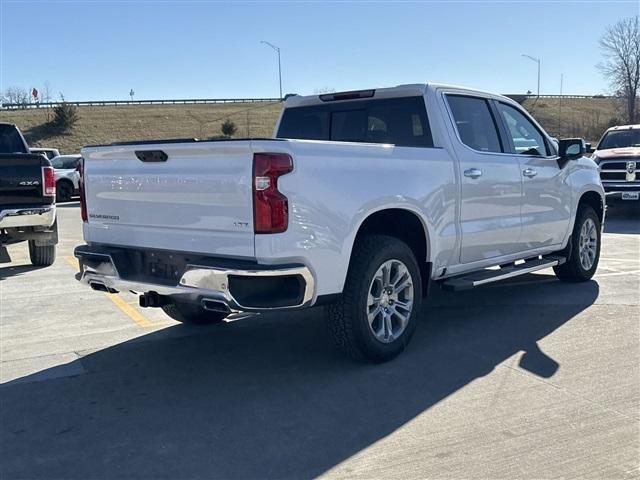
top-left (1, 0), bottom-right (638, 101)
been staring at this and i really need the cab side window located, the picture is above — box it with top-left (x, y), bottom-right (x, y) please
top-left (446, 95), bottom-right (502, 153)
top-left (496, 103), bottom-right (549, 156)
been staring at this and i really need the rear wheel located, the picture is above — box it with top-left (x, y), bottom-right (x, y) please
top-left (554, 205), bottom-right (601, 282)
top-left (325, 234), bottom-right (422, 362)
top-left (56, 180), bottom-right (73, 203)
top-left (28, 241), bottom-right (56, 266)
top-left (161, 300), bottom-right (227, 324)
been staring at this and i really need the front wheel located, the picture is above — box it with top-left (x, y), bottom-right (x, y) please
top-left (325, 234), bottom-right (422, 363)
top-left (161, 299), bottom-right (227, 325)
top-left (554, 205), bottom-right (601, 282)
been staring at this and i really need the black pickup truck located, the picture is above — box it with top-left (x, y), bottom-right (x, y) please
top-left (0, 123), bottom-right (58, 266)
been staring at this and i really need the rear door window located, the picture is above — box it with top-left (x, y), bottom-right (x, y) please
top-left (446, 95), bottom-right (502, 153)
top-left (277, 96), bottom-right (433, 147)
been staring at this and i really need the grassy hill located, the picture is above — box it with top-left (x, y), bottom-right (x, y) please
top-left (521, 96), bottom-right (622, 142)
top-left (0, 102), bottom-right (283, 154)
top-left (0, 96), bottom-right (622, 154)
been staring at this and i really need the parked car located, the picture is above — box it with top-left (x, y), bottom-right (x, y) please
top-left (30, 147), bottom-right (60, 161)
top-left (74, 83), bottom-right (604, 362)
top-left (50, 154), bottom-right (81, 202)
top-left (0, 123), bottom-right (57, 266)
top-left (590, 124), bottom-right (640, 201)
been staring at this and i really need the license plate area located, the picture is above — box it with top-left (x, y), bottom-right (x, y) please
top-left (142, 250), bottom-right (188, 284)
top-left (622, 192), bottom-right (639, 200)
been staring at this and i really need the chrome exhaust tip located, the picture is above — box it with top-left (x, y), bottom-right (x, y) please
top-left (201, 298), bottom-right (231, 314)
top-left (89, 281), bottom-right (109, 292)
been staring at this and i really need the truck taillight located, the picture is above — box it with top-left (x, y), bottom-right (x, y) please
top-left (252, 153), bottom-right (293, 234)
top-left (42, 166), bottom-right (56, 197)
top-left (78, 158), bottom-right (87, 222)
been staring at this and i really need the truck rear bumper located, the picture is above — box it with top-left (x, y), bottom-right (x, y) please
top-left (74, 244), bottom-right (315, 312)
top-left (0, 206), bottom-right (56, 229)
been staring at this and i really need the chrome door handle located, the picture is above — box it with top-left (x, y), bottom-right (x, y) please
top-left (464, 168), bottom-right (482, 179)
top-left (523, 168), bottom-right (538, 178)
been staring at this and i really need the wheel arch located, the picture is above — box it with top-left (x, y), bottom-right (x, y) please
top-left (350, 208), bottom-right (432, 296)
top-left (560, 188), bottom-right (605, 254)
top-left (56, 177), bottom-right (74, 189)
top-left (578, 190), bottom-right (604, 224)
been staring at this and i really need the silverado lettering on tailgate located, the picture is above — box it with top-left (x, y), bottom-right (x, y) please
top-left (89, 213), bottom-right (120, 221)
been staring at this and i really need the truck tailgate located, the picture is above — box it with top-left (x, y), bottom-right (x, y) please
top-left (0, 154), bottom-right (51, 207)
top-left (81, 140), bottom-right (263, 258)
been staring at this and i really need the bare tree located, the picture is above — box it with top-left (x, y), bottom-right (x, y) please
top-left (42, 81), bottom-right (53, 121)
top-left (4, 87), bottom-right (18, 103)
top-left (4, 86), bottom-right (30, 107)
top-left (42, 81), bottom-right (52, 104)
top-left (599, 16), bottom-right (640, 124)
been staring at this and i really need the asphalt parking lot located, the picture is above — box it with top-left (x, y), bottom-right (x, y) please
top-left (1, 202), bottom-right (638, 479)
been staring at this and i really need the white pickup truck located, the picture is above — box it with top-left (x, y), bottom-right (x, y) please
top-left (75, 84), bottom-right (605, 362)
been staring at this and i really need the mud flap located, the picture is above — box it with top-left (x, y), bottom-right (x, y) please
top-left (0, 246), bottom-right (10, 264)
top-left (33, 219), bottom-right (59, 246)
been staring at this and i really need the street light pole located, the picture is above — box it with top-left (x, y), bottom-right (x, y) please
top-left (522, 54), bottom-right (541, 97)
top-left (261, 41), bottom-right (282, 99)
top-left (559, 73), bottom-right (563, 136)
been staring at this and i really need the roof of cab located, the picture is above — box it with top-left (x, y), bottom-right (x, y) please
top-left (606, 124), bottom-right (640, 131)
top-left (283, 82), bottom-right (515, 108)
top-left (284, 84), bottom-right (427, 108)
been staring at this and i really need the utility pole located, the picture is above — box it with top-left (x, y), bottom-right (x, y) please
top-left (260, 41), bottom-right (282, 99)
top-left (558, 74), bottom-right (563, 136)
top-left (522, 54), bottom-right (541, 98)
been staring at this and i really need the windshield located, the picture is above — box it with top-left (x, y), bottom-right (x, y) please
top-left (51, 156), bottom-right (80, 169)
top-left (598, 129), bottom-right (640, 150)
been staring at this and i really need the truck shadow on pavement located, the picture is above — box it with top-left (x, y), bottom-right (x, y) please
top-left (1, 277), bottom-right (599, 479)
top-left (0, 263), bottom-right (46, 280)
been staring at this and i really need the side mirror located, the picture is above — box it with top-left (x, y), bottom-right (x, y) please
top-left (586, 143), bottom-right (595, 154)
top-left (558, 138), bottom-right (586, 159)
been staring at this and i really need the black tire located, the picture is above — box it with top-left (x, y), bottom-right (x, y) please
top-left (325, 234), bottom-right (423, 363)
top-left (28, 241), bottom-right (56, 266)
top-left (161, 300), bottom-right (227, 325)
top-left (56, 180), bottom-right (73, 203)
top-left (554, 205), bottom-right (601, 282)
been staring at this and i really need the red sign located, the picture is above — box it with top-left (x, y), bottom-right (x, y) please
top-left (32, 88), bottom-right (38, 98)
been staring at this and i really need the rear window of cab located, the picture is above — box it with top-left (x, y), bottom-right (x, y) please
top-left (276, 96), bottom-right (433, 148)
